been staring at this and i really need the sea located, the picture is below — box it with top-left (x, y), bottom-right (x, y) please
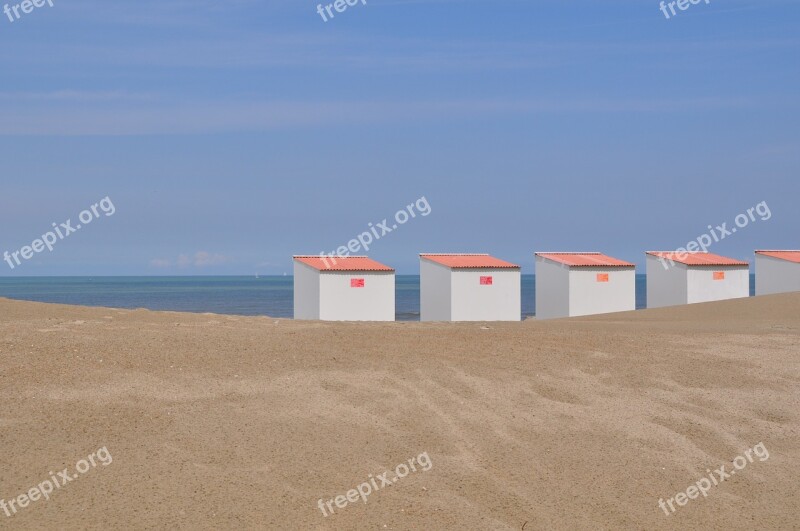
top-left (0, 275), bottom-right (757, 321)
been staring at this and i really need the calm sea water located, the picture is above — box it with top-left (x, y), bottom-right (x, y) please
top-left (0, 275), bottom-right (756, 321)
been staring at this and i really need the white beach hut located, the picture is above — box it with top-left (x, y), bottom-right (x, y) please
top-left (535, 252), bottom-right (636, 320)
top-left (293, 255), bottom-right (395, 321)
top-left (755, 250), bottom-right (800, 296)
top-left (646, 251), bottom-right (749, 308)
top-left (419, 253), bottom-right (521, 321)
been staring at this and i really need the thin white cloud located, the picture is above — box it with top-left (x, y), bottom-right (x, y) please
top-left (190, 251), bottom-right (230, 267)
top-left (4, 26), bottom-right (796, 71)
top-left (149, 252), bottom-right (232, 269)
top-left (0, 91), bottom-right (157, 102)
top-left (0, 96), bottom-right (759, 136)
top-left (149, 258), bottom-right (172, 268)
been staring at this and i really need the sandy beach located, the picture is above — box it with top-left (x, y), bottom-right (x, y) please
top-left (0, 294), bottom-right (798, 529)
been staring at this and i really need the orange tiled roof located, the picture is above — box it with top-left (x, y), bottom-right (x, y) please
top-left (420, 254), bottom-right (519, 269)
top-left (536, 252), bottom-right (634, 267)
top-left (646, 252), bottom-right (748, 267)
top-left (755, 250), bottom-right (800, 264)
top-left (293, 256), bottom-right (394, 271)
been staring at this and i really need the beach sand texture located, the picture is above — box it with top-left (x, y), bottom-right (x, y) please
top-left (0, 294), bottom-right (799, 530)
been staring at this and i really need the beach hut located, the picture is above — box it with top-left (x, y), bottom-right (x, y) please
top-left (646, 251), bottom-right (749, 308)
top-left (535, 252), bottom-right (636, 320)
top-left (755, 250), bottom-right (800, 296)
top-left (293, 255), bottom-right (395, 321)
top-left (419, 253), bottom-right (520, 321)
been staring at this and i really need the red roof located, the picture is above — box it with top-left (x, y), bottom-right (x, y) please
top-left (420, 254), bottom-right (519, 269)
top-left (756, 250), bottom-right (800, 264)
top-left (293, 255), bottom-right (394, 272)
top-left (536, 252), bottom-right (634, 267)
top-left (646, 252), bottom-right (748, 267)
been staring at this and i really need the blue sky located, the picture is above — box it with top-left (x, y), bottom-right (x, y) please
top-left (0, 0), bottom-right (798, 275)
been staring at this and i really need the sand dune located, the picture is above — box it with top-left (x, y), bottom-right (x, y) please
top-left (0, 294), bottom-right (798, 530)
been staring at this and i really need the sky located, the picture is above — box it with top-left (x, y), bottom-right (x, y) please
top-left (0, 0), bottom-right (798, 275)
